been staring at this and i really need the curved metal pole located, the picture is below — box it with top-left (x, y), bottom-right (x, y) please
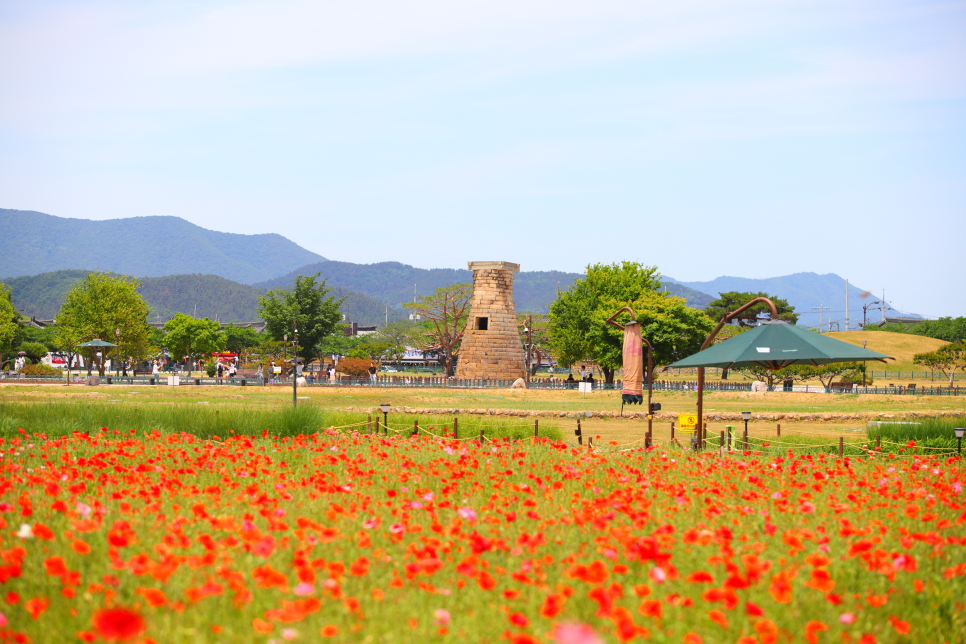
top-left (605, 307), bottom-right (654, 443)
top-left (696, 297), bottom-right (778, 448)
top-left (642, 335), bottom-right (654, 445)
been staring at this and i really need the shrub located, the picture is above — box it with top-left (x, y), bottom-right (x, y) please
top-left (20, 363), bottom-right (61, 376)
top-left (337, 357), bottom-right (371, 378)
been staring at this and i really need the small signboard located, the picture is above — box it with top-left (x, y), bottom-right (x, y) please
top-left (678, 414), bottom-right (698, 431)
top-left (578, 382), bottom-right (592, 393)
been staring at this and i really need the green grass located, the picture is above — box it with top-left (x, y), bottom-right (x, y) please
top-left (0, 401), bottom-right (562, 441)
top-left (866, 416), bottom-right (965, 451)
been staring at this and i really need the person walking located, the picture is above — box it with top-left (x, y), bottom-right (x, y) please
top-left (151, 359), bottom-right (160, 380)
top-left (368, 362), bottom-right (378, 384)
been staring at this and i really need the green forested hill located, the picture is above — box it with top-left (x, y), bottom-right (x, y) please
top-left (0, 209), bottom-right (326, 284)
top-left (257, 261), bottom-right (714, 313)
top-left (3, 271), bottom-right (403, 327)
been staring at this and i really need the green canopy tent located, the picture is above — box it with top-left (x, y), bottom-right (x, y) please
top-left (73, 339), bottom-right (119, 379)
top-left (668, 322), bottom-right (893, 370)
top-left (668, 321), bottom-right (893, 447)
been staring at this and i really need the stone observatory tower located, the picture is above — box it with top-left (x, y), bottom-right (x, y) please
top-left (456, 261), bottom-right (527, 380)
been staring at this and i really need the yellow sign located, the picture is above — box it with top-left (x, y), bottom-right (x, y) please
top-left (678, 414), bottom-right (698, 431)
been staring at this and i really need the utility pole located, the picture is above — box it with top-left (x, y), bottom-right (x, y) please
top-left (862, 300), bottom-right (880, 329)
top-left (812, 303), bottom-right (830, 333)
top-left (882, 290), bottom-right (886, 323)
top-left (845, 279), bottom-right (849, 331)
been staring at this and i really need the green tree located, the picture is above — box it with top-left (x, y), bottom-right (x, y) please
top-left (223, 324), bottom-right (265, 355)
top-left (704, 291), bottom-right (798, 327)
top-left (348, 337), bottom-right (405, 363)
top-left (795, 363), bottom-right (864, 391)
top-left (403, 283), bottom-right (472, 377)
top-left (913, 343), bottom-right (966, 386)
top-left (56, 272), bottom-right (151, 375)
top-left (867, 317), bottom-right (966, 343)
top-left (17, 341), bottom-right (49, 364)
top-left (548, 263), bottom-right (713, 383)
top-left (317, 332), bottom-right (360, 363)
top-left (163, 314), bottom-right (227, 364)
top-left (18, 324), bottom-right (58, 353)
top-left (735, 365), bottom-right (807, 391)
top-left (0, 284), bottom-right (19, 360)
top-left (376, 319), bottom-right (418, 349)
top-left (518, 312), bottom-right (551, 377)
top-left (258, 274), bottom-right (346, 362)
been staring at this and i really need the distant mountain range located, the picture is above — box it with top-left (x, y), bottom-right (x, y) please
top-left (257, 261), bottom-right (715, 313)
top-left (3, 270), bottom-right (408, 327)
top-left (1, 209), bottom-right (926, 327)
top-left (665, 274), bottom-right (918, 331)
top-left (0, 209), bottom-right (326, 284)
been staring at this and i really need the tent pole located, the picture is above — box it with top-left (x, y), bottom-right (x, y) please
top-left (696, 298), bottom-right (779, 449)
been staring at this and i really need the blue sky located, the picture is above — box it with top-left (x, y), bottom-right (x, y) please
top-left (2, 0), bottom-right (964, 317)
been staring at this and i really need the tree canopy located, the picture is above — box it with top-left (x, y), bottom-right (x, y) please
top-left (403, 283), bottom-right (472, 377)
top-left (548, 262), bottom-right (713, 383)
top-left (258, 274), bottom-right (345, 361)
top-left (223, 325), bottom-right (265, 355)
top-left (703, 291), bottom-right (798, 326)
top-left (0, 284), bottom-right (19, 359)
top-left (55, 272), bottom-right (152, 375)
top-left (913, 343), bottom-right (966, 386)
top-left (867, 317), bottom-right (966, 343)
top-left (163, 314), bottom-right (227, 363)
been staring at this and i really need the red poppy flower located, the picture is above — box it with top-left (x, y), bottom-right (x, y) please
top-left (92, 607), bottom-right (146, 641)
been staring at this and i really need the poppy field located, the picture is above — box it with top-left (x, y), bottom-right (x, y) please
top-left (1, 427), bottom-right (963, 643)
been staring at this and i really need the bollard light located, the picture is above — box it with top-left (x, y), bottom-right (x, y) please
top-left (380, 404), bottom-right (391, 435)
top-left (955, 427), bottom-right (964, 455)
top-left (741, 411), bottom-right (751, 421)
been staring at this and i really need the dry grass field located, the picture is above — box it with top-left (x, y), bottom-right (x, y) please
top-left (4, 379), bottom-right (963, 447)
top-left (818, 330), bottom-right (950, 371)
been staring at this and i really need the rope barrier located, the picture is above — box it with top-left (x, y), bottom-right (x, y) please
top-left (876, 439), bottom-right (960, 451)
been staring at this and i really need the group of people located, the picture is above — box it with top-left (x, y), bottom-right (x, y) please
top-left (545, 365), bottom-right (595, 388)
top-left (259, 361), bottom-right (339, 383)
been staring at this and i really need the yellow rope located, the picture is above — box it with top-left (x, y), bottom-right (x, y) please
top-left (877, 439), bottom-right (959, 451)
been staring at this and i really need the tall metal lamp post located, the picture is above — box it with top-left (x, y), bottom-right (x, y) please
top-left (955, 427), bottom-right (964, 456)
top-left (114, 328), bottom-right (121, 378)
top-left (290, 320), bottom-right (299, 408)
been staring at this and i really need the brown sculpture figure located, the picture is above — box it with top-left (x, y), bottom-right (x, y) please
top-left (605, 306), bottom-right (655, 444)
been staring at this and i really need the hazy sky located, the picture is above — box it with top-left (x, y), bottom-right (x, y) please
top-left (2, 1), bottom-right (964, 317)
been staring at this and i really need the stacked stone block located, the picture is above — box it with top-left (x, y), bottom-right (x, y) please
top-left (456, 261), bottom-right (527, 380)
